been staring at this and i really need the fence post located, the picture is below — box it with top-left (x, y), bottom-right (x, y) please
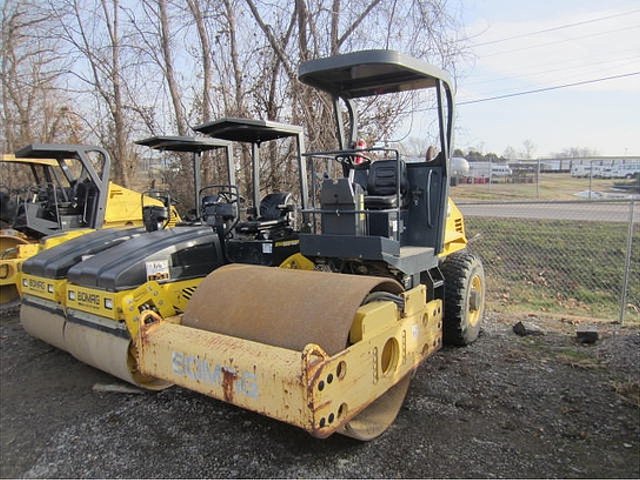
top-left (489, 158), bottom-right (493, 191)
top-left (619, 199), bottom-right (635, 324)
top-left (588, 159), bottom-right (593, 200)
top-left (536, 159), bottom-right (541, 199)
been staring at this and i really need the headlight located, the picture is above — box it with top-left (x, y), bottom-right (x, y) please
top-left (104, 298), bottom-right (113, 310)
top-left (22, 279), bottom-right (28, 287)
top-left (68, 290), bottom-right (76, 300)
top-left (47, 284), bottom-right (54, 293)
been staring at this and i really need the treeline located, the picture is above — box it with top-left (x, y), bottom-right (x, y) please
top-left (453, 148), bottom-right (507, 163)
top-left (1, 0), bottom-right (464, 208)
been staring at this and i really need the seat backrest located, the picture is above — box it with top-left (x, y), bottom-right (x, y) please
top-left (259, 192), bottom-right (291, 221)
top-left (201, 194), bottom-right (219, 211)
top-left (0, 191), bottom-right (15, 224)
top-left (73, 180), bottom-right (99, 226)
top-left (366, 159), bottom-right (408, 196)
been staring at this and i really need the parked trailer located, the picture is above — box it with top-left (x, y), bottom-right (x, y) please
top-left (570, 158), bottom-right (640, 178)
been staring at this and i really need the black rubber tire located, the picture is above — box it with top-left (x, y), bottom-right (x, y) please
top-left (441, 250), bottom-right (486, 346)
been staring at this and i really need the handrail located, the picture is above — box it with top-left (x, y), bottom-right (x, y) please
top-left (303, 148), bottom-right (405, 239)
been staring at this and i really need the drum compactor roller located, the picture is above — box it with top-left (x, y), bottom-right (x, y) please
top-left (0, 144), bottom-right (178, 307)
top-left (24, 50), bottom-right (486, 440)
top-left (19, 136), bottom-right (231, 388)
top-left (20, 122), bottom-right (308, 388)
top-left (130, 50), bottom-right (484, 440)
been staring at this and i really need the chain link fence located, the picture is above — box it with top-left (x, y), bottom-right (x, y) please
top-left (458, 200), bottom-right (639, 323)
top-left (453, 157), bottom-right (640, 201)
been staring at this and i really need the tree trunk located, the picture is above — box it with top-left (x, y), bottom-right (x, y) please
top-left (158, 0), bottom-right (187, 136)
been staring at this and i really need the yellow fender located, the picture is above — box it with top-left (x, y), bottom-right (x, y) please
top-left (279, 253), bottom-right (315, 270)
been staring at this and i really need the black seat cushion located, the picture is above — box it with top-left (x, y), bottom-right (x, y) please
top-left (258, 192), bottom-right (292, 221)
top-left (364, 160), bottom-right (408, 209)
top-left (364, 194), bottom-right (399, 209)
top-left (236, 192), bottom-right (292, 233)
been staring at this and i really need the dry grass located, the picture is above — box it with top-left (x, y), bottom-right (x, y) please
top-left (611, 380), bottom-right (640, 407)
top-left (451, 173), bottom-right (622, 201)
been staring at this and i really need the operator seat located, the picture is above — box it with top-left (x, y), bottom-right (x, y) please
top-left (235, 192), bottom-right (294, 235)
top-left (363, 159), bottom-right (409, 209)
top-left (0, 190), bottom-right (15, 225)
top-left (201, 194), bottom-right (238, 227)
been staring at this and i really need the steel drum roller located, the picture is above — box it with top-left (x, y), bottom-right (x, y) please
top-left (20, 304), bottom-right (171, 390)
top-left (182, 264), bottom-right (412, 440)
top-left (21, 303), bottom-right (66, 351)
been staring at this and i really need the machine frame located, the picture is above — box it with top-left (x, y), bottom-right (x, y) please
top-left (1, 145), bottom-right (172, 306)
top-left (125, 50), bottom-right (482, 439)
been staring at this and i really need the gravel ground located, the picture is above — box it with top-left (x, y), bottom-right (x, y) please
top-left (1, 310), bottom-right (638, 478)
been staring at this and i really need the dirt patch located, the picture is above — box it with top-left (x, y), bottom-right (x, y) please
top-left (1, 310), bottom-right (638, 478)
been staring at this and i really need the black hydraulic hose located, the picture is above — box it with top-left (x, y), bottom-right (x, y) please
top-left (362, 291), bottom-right (405, 310)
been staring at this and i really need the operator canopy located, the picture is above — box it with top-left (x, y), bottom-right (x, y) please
top-left (135, 136), bottom-right (231, 153)
top-left (195, 117), bottom-right (303, 144)
top-left (298, 49), bottom-right (454, 98)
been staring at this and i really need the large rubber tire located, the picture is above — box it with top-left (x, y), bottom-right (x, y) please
top-left (441, 251), bottom-right (486, 346)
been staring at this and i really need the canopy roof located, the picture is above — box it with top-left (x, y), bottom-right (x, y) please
top-left (195, 117), bottom-right (302, 143)
top-left (298, 49), bottom-right (453, 99)
top-left (135, 136), bottom-right (231, 152)
top-left (14, 144), bottom-right (104, 159)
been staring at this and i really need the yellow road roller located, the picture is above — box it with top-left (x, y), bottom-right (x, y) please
top-left (127, 50), bottom-right (485, 440)
top-left (0, 145), bottom-right (179, 307)
top-left (18, 136), bottom-right (224, 325)
top-left (20, 123), bottom-right (309, 388)
top-left (18, 136), bottom-right (233, 388)
top-left (21, 50), bottom-right (485, 441)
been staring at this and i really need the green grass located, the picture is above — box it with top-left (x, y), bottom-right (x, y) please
top-left (466, 217), bottom-right (640, 322)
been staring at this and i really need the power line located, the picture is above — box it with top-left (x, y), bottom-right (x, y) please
top-left (480, 24), bottom-right (640, 58)
top-left (465, 47), bottom-right (640, 83)
top-left (409, 71), bottom-right (640, 113)
top-left (457, 71), bottom-right (640, 106)
top-left (465, 54), bottom-right (640, 87)
top-left (471, 8), bottom-right (640, 47)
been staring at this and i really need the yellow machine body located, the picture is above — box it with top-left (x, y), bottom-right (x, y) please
top-left (103, 182), bottom-right (180, 228)
top-left (65, 278), bottom-right (202, 323)
top-left (131, 265), bottom-right (443, 439)
top-left (1, 180), bottom-right (179, 306)
top-left (441, 198), bottom-right (467, 258)
top-left (1, 229), bottom-right (92, 304)
top-left (19, 273), bottom-right (68, 304)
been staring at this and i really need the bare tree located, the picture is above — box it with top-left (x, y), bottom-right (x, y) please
top-left (521, 139), bottom-right (536, 160)
top-left (185, 0), bottom-right (214, 124)
top-left (556, 146), bottom-right (600, 158)
top-left (131, 0), bottom-right (188, 136)
top-left (0, 0), bottom-right (82, 152)
top-left (50, 0), bottom-right (140, 186)
top-left (2, 0), bottom-right (466, 201)
top-left (503, 145), bottom-right (518, 160)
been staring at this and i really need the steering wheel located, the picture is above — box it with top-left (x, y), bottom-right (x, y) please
top-left (200, 185), bottom-right (243, 206)
top-left (24, 185), bottom-right (47, 201)
top-left (336, 153), bottom-right (373, 169)
top-left (215, 190), bottom-right (242, 204)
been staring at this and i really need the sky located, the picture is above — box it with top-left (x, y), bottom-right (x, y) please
top-left (452, 0), bottom-right (640, 158)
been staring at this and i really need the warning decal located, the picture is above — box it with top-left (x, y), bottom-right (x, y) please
top-left (146, 259), bottom-right (170, 282)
